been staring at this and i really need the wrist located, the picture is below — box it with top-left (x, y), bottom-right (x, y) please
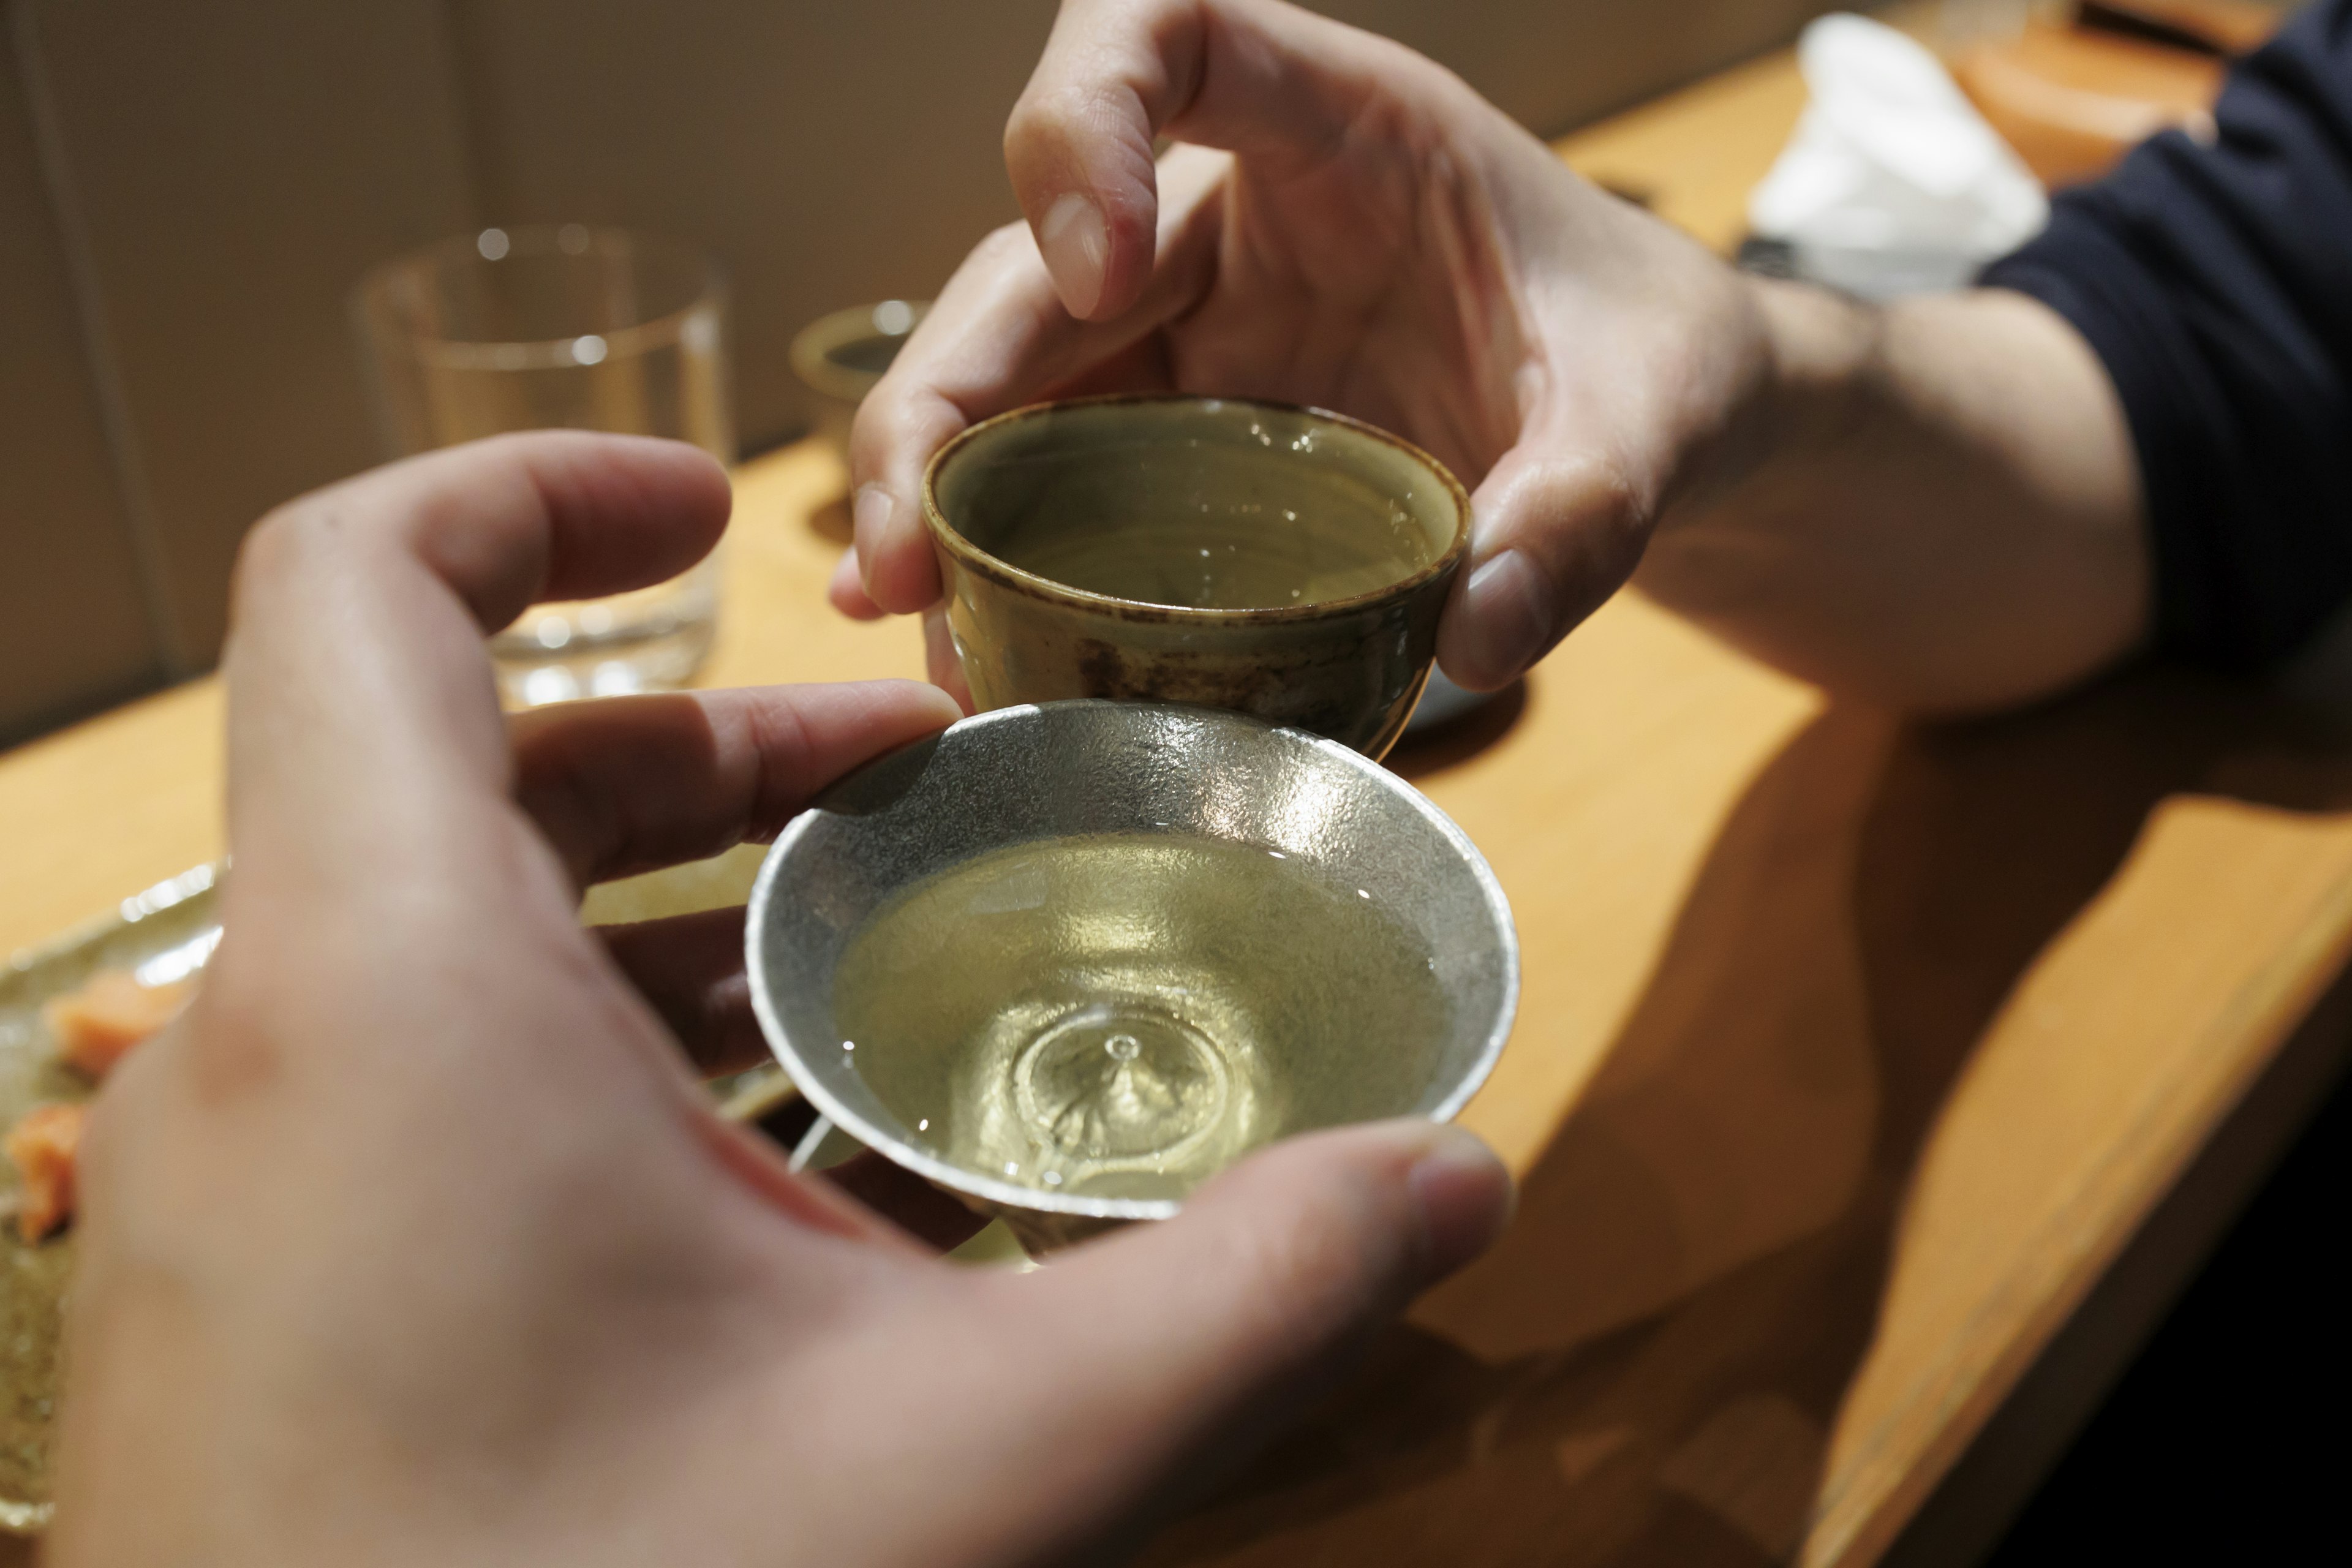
top-left (1631, 273), bottom-right (1887, 650)
top-left (1740, 276), bottom-right (1885, 497)
top-left (1643, 274), bottom-right (1884, 538)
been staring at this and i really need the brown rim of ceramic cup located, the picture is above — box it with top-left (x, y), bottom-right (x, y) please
top-left (921, 393), bottom-right (1472, 626)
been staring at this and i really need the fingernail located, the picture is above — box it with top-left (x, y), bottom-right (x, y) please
top-left (1038, 191), bottom-right (1109, 318)
top-left (852, 483), bottom-right (894, 590)
top-left (1408, 1127), bottom-right (1513, 1280)
top-left (1460, 549), bottom-right (1552, 687)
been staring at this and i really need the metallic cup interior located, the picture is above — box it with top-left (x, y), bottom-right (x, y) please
top-left (742, 700), bottom-right (1519, 1252)
top-left (922, 396), bottom-right (1472, 758)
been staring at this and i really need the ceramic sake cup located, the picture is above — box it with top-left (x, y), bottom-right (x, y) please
top-left (921, 395), bottom-right (1471, 758)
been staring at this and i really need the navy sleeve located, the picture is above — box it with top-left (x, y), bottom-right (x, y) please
top-left (1980, 1), bottom-right (2352, 671)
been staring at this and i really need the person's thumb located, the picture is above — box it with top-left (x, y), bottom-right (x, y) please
top-left (1437, 443), bottom-right (1655, 691)
top-left (991, 1120), bottom-right (1511, 1531)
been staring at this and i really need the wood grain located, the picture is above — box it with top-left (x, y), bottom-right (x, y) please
top-left (5, 40), bottom-right (2349, 1567)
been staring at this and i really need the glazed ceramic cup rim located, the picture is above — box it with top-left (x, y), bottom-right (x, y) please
top-left (921, 393), bottom-right (1473, 625)
top-left (741, 699), bottom-right (1520, 1224)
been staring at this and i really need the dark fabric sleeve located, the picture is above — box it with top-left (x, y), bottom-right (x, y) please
top-left (1979, 0), bottom-right (2352, 671)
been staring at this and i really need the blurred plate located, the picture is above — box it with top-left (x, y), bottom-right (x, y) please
top-left (0, 865), bottom-right (221, 1534)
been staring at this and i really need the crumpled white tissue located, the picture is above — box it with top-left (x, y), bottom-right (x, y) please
top-left (1749, 13), bottom-right (2048, 297)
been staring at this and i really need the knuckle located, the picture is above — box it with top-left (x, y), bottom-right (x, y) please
top-left (846, 385), bottom-right (921, 480)
top-left (230, 495), bottom-right (342, 611)
top-left (1544, 451), bottom-right (1649, 540)
top-left (845, 388), bottom-right (899, 476)
top-left (853, 385), bottom-right (965, 489)
top-left (974, 217), bottom-right (1039, 267)
top-left (1002, 88), bottom-right (1055, 151)
top-left (1581, 453), bottom-right (1648, 528)
top-left (167, 973), bottom-right (288, 1109)
top-left (1593, 460), bottom-right (1658, 564)
top-left (1004, 86), bottom-right (1106, 176)
top-left (240, 499), bottom-right (323, 570)
top-left (1513, 453), bottom-right (1653, 618)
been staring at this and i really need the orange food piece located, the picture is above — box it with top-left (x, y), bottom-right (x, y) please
top-left (7, 1102), bottom-right (86, 1242)
top-left (43, 968), bottom-right (191, 1079)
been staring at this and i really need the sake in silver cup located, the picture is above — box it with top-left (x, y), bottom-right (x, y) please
top-left (742, 699), bottom-right (1518, 1253)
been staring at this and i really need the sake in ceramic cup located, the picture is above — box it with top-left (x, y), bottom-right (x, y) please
top-left (921, 395), bottom-right (1472, 758)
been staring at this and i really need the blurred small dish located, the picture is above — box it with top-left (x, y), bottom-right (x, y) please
top-left (790, 299), bottom-right (928, 464)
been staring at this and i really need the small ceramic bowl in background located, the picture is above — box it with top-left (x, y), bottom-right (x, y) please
top-left (789, 299), bottom-right (929, 464)
top-left (922, 394), bottom-right (1471, 758)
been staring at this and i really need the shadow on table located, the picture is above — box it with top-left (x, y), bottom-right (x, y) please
top-left (1388, 679), bottom-right (1531, 780)
top-left (1139, 665), bottom-right (2352, 1567)
top-left (806, 491), bottom-right (855, 545)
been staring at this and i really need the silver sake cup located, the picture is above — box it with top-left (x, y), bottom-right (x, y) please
top-left (742, 699), bottom-right (1517, 1252)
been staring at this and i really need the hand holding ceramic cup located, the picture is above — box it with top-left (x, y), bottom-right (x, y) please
top-left (923, 395), bottom-right (1471, 758)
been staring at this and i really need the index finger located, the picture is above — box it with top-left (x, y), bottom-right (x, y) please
top-left (846, 143), bottom-right (1229, 615)
top-left (510, 680), bottom-right (960, 889)
top-left (1006, 0), bottom-right (1427, 320)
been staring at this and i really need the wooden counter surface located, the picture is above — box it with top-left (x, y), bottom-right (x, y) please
top-left (6, 40), bottom-right (2348, 1568)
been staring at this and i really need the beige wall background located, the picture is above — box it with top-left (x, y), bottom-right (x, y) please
top-left (0, 0), bottom-right (1837, 743)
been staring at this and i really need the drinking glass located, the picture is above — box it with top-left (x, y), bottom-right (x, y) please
top-left (352, 225), bottom-right (733, 704)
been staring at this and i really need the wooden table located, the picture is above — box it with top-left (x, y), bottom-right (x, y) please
top-left (7, 43), bottom-right (2350, 1568)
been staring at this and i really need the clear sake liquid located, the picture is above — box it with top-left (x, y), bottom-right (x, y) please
top-left (831, 834), bottom-right (1450, 1200)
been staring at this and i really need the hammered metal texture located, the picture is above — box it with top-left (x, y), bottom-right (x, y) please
top-left (743, 699), bottom-right (1518, 1242)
